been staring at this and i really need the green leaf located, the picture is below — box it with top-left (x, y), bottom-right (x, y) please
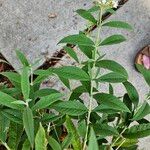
top-left (34, 88), bottom-right (59, 98)
top-left (102, 21), bottom-right (133, 30)
top-left (94, 93), bottom-right (131, 112)
top-left (94, 104), bottom-right (119, 114)
top-left (21, 67), bottom-right (30, 100)
top-left (16, 49), bottom-right (30, 66)
top-left (41, 114), bottom-right (62, 124)
top-left (109, 83), bottom-right (114, 95)
top-left (78, 45), bottom-right (94, 58)
top-left (123, 94), bottom-right (133, 124)
top-left (88, 6), bottom-right (99, 12)
top-left (96, 60), bottom-right (128, 78)
top-left (94, 123), bottom-right (119, 137)
top-left (132, 102), bottom-right (150, 121)
top-left (97, 72), bottom-right (127, 83)
top-left (65, 116), bottom-right (82, 150)
top-left (23, 107), bottom-right (34, 148)
top-left (105, 8), bottom-right (116, 14)
top-left (22, 139), bottom-right (31, 150)
top-left (58, 34), bottom-right (94, 46)
top-left (35, 123), bottom-right (47, 150)
top-left (32, 93), bottom-right (62, 110)
top-left (33, 75), bottom-right (49, 85)
top-left (59, 76), bottom-right (71, 90)
top-left (53, 66), bottom-right (90, 81)
top-left (62, 133), bottom-right (72, 149)
top-left (136, 64), bottom-right (150, 87)
top-left (123, 123), bottom-right (150, 139)
top-left (47, 136), bottom-right (62, 150)
top-left (69, 86), bottom-right (87, 100)
top-left (1, 109), bottom-right (22, 124)
top-left (0, 112), bottom-right (10, 142)
top-left (34, 69), bottom-right (53, 76)
top-left (123, 81), bottom-right (139, 107)
top-left (88, 128), bottom-right (99, 150)
top-left (7, 122), bottom-right (23, 150)
top-left (63, 46), bottom-right (79, 62)
top-left (78, 120), bottom-right (86, 138)
top-left (100, 34), bottom-right (126, 46)
top-left (0, 91), bottom-right (24, 110)
top-left (114, 138), bottom-right (138, 148)
top-left (54, 101), bottom-right (88, 116)
top-left (76, 9), bottom-right (97, 23)
top-left (0, 72), bottom-right (21, 85)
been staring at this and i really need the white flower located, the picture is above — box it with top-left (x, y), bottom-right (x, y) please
top-left (102, 0), bottom-right (107, 4)
top-left (96, 0), bottom-right (118, 8)
top-left (112, 0), bottom-right (118, 8)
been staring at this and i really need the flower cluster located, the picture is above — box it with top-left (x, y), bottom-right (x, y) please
top-left (96, 0), bottom-right (119, 8)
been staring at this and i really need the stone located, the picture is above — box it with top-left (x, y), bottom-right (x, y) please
top-left (0, 0), bottom-right (92, 70)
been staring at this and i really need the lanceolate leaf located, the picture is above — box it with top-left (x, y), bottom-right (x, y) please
top-left (132, 102), bottom-right (150, 121)
top-left (69, 86), bottom-right (87, 100)
top-left (35, 123), bottom-right (47, 150)
top-left (58, 34), bottom-right (94, 46)
top-left (65, 116), bottom-right (82, 150)
top-left (62, 133), bottom-right (72, 149)
top-left (41, 114), bottom-right (62, 124)
top-left (102, 21), bottom-right (133, 30)
top-left (0, 112), bottom-right (10, 142)
top-left (21, 67), bottom-right (30, 100)
top-left (123, 81), bottom-right (139, 107)
top-left (100, 34), bottom-right (126, 46)
top-left (109, 83), bottom-right (114, 95)
top-left (47, 136), bottom-right (62, 150)
top-left (34, 69), bottom-right (53, 76)
top-left (93, 123), bottom-right (119, 137)
top-left (123, 123), bottom-right (150, 139)
top-left (53, 66), bottom-right (90, 81)
top-left (96, 60), bottom-right (128, 78)
top-left (7, 122), bottom-right (23, 150)
top-left (0, 72), bottom-right (21, 84)
top-left (76, 9), bottom-right (97, 23)
top-left (97, 72), bottom-right (127, 83)
top-left (34, 89), bottom-right (59, 98)
top-left (136, 64), bottom-right (150, 87)
top-left (78, 45), bottom-right (94, 58)
top-left (32, 93), bottom-right (63, 110)
top-left (94, 104), bottom-right (119, 114)
top-left (23, 107), bottom-right (34, 147)
top-left (16, 49), bottom-right (30, 66)
top-left (22, 140), bottom-right (31, 150)
top-left (0, 91), bottom-right (24, 110)
top-left (59, 76), bottom-right (71, 90)
top-left (88, 128), bottom-right (99, 150)
top-left (1, 109), bottom-right (22, 124)
top-left (63, 46), bottom-right (79, 63)
top-left (54, 101), bottom-right (88, 116)
top-left (94, 93), bottom-right (130, 112)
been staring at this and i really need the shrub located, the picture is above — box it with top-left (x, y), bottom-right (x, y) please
top-left (0, 0), bottom-right (149, 150)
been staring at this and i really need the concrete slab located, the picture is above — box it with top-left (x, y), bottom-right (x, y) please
top-left (0, 0), bottom-right (150, 149)
top-left (0, 0), bottom-right (92, 70)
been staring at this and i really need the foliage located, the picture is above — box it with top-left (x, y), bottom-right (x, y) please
top-left (0, 0), bottom-right (149, 150)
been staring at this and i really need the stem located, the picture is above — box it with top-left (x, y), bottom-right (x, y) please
top-left (116, 138), bottom-right (126, 150)
top-left (30, 66), bottom-right (33, 86)
top-left (110, 127), bottom-right (127, 148)
top-left (83, 7), bottom-right (103, 150)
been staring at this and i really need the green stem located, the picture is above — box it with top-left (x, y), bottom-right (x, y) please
top-left (116, 138), bottom-right (126, 150)
top-left (110, 127), bottom-right (127, 148)
top-left (82, 7), bottom-right (103, 150)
